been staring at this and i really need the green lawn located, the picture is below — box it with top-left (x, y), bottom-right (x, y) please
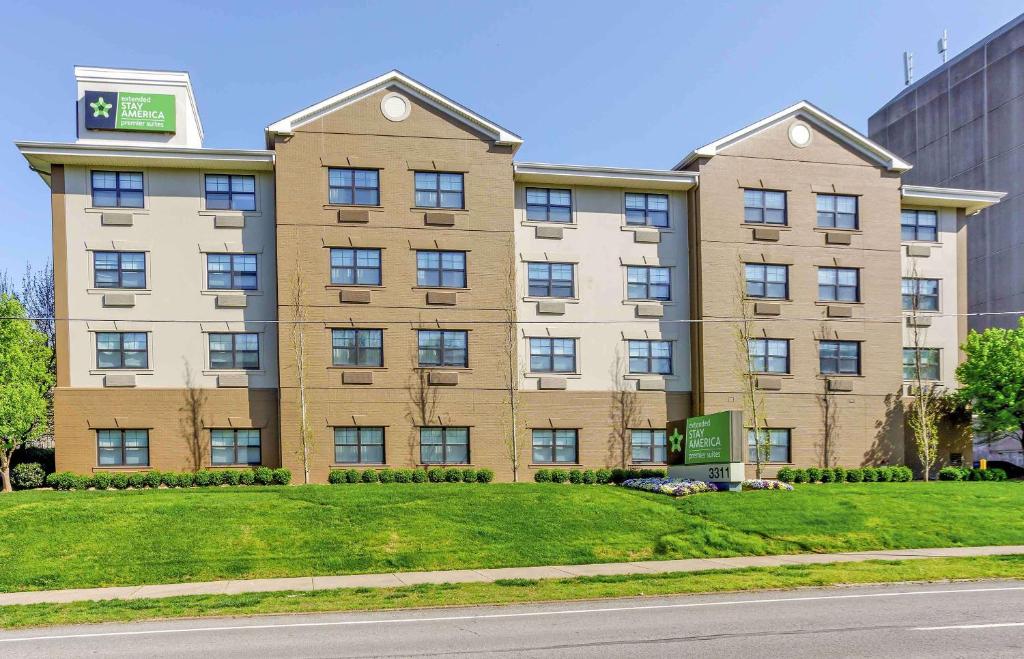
top-left (1, 482), bottom-right (1022, 593)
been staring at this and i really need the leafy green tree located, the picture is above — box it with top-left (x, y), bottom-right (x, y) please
top-left (0, 294), bottom-right (53, 492)
top-left (955, 319), bottom-right (1024, 458)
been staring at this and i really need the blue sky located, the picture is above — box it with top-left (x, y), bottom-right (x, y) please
top-left (1, 0), bottom-right (1020, 274)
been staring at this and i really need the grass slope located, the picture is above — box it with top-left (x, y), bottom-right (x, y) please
top-left (0, 482), bottom-right (1021, 593)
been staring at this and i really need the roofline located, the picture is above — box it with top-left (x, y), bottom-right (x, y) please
top-left (265, 69), bottom-right (523, 148)
top-left (514, 161), bottom-right (697, 189)
top-left (674, 100), bottom-right (913, 173)
top-left (901, 184), bottom-right (1006, 215)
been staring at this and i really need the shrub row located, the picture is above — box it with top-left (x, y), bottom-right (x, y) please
top-left (938, 466), bottom-right (1008, 481)
top-left (44, 467), bottom-right (292, 491)
top-left (533, 467), bottom-right (667, 484)
top-left (327, 467), bottom-right (495, 484)
top-left (776, 465), bottom-right (914, 484)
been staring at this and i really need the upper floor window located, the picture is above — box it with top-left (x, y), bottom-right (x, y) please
top-left (532, 429), bottom-right (578, 464)
top-left (418, 330), bottom-right (468, 367)
top-left (92, 171), bottom-right (143, 208)
top-left (819, 340), bottom-right (860, 375)
top-left (94, 251), bottom-right (145, 289)
top-left (625, 193), bottom-right (669, 228)
top-left (329, 168), bottom-right (379, 206)
top-left (331, 248), bottom-right (381, 286)
top-left (816, 194), bottom-right (858, 230)
top-left (901, 209), bottom-right (938, 242)
top-left (748, 338), bottom-right (790, 374)
top-left (527, 262), bottom-right (574, 298)
top-left (420, 427), bottom-right (469, 464)
top-left (211, 429), bottom-right (261, 466)
top-left (96, 332), bottom-right (148, 369)
top-left (209, 333), bottom-right (259, 370)
top-left (631, 429), bottom-right (667, 464)
top-left (207, 254), bottom-right (257, 290)
top-left (335, 427), bottom-right (385, 464)
top-left (745, 263), bottom-right (788, 299)
top-left (97, 429), bottom-right (149, 466)
top-left (415, 172), bottom-right (463, 209)
top-left (902, 278), bottom-right (939, 311)
top-left (903, 348), bottom-right (940, 381)
top-left (417, 251), bottom-right (466, 288)
top-left (743, 189), bottom-right (786, 225)
top-left (818, 267), bottom-right (859, 302)
top-left (205, 174), bottom-right (255, 211)
top-left (748, 428), bottom-right (790, 463)
top-left (626, 266), bottom-right (670, 301)
top-left (332, 329), bottom-right (383, 367)
top-left (628, 340), bottom-right (672, 375)
top-left (526, 188), bottom-right (572, 223)
top-left (529, 337), bottom-right (576, 373)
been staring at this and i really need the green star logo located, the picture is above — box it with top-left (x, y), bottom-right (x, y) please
top-left (668, 428), bottom-right (684, 452)
top-left (90, 96), bottom-right (112, 118)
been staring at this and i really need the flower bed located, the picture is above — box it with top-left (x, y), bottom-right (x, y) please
top-left (621, 477), bottom-right (717, 497)
top-left (742, 479), bottom-right (794, 491)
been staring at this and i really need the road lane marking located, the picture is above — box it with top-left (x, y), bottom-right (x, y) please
top-left (2, 585), bottom-right (1023, 644)
top-left (913, 622), bottom-right (1024, 631)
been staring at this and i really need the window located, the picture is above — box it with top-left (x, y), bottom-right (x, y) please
top-left (91, 171), bottom-right (143, 208)
top-left (207, 254), bottom-right (257, 290)
top-left (532, 429), bottom-right (578, 464)
top-left (903, 348), bottom-right (940, 381)
top-left (626, 266), bottom-right (670, 301)
top-left (625, 192), bottom-right (669, 227)
top-left (816, 194), bottom-right (858, 229)
top-left (332, 329), bottom-right (383, 367)
top-left (94, 251), bottom-right (145, 289)
top-left (211, 429), bottom-right (261, 466)
top-left (526, 188), bottom-right (572, 222)
top-left (527, 262), bottom-right (574, 298)
top-left (418, 330), bottom-right (468, 367)
top-left (209, 333), bottom-right (259, 370)
top-left (631, 429), bottom-right (667, 463)
top-left (97, 429), bottom-right (149, 466)
top-left (96, 332), bottom-right (148, 369)
top-left (743, 189), bottom-right (787, 225)
top-left (818, 267), bottom-right (860, 302)
top-left (902, 278), bottom-right (939, 311)
top-left (901, 209), bottom-right (938, 242)
top-left (328, 168), bottom-right (379, 206)
top-left (819, 340), bottom-right (860, 375)
top-left (415, 172), bottom-right (464, 209)
top-left (420, 427), bottom-right (469, 464)
top-left (417, 251), bottom-right (466, 288)
top-left (334, 427), bottom-right (384, 464)
top-left (745, 264), bottom-right (788, 299)
top-left (628, 340), bottom-right (672, 374)
top-left (748, 339), bottom-right (790, 374)
top-left (205, 174), bottom-right (256, 211)
top-left (747, 428), bottom-right (790, 463)
top-left (330, 248), bottom-right (381, 286)
top-left (529, 337), bottom-right (576, 373)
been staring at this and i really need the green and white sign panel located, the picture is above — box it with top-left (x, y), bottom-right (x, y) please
top-left (84, 90), bottom-right (176, 133)
top-left (669, 410), bottom-right (746, 491)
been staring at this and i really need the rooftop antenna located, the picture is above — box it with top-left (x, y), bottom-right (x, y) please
top-left (904, 50), bottom-right (914, 86)
top-left (938, 29), bottom-right (949, 63)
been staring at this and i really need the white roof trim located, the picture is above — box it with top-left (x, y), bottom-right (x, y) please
top-left (266, 70), bottom-right (522, 147)
top-left (901, 185), bottom-right (1006, 215)
top-left (674, 101), bottom-right (913, 173)
top-left (515, 162), bottom-right (697, 190)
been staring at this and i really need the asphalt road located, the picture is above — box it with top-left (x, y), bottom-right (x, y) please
top-left (2, 580), bottom-right (1023, 657)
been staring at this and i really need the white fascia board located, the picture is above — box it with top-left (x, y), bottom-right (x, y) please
top-left (673, 101), bottom-right (913, 173)
top-left (901, 185), bottom-right (1006, 215)
top-left (16, 141), bottom-right (274, 178)
top-left (74, 65), bottom-right (205, 143)
top-left (514, 162), bottom-right (697, 190)
top-left (265, 70), bottom-right (523, 148)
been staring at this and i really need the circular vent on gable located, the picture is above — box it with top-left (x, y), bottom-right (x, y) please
top-left (381, 93), bottom-right (411, 122)
top-left (788, 122), bottom-right (812, 148)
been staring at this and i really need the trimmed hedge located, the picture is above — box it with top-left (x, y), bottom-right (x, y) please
top-left (939, 466), bottom-right (1008, 482)
top-left (533, 467), bottom-right (666, 484)
top-left (328, 467), bottom-right (495, 484)
top-left (777, 465), bottom-right (915, 484)
top-left (42, 468), bottom-right (293, 491)
top-left (11, 462), bottom-right (46, 490)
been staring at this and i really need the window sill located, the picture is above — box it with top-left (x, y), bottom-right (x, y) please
top-left (90, 369), bottom-right (153, 376)
top-left (198, 210), bottom-right (263, 218)
top-left (621, 225), bottom-right (672, 233)
top-left (202, 369), bottom-right (265, 376)
top-left (525, 372), bottom-right (581, 379)
top-left (412, 286), bottom-right (470, 292)
top-left (628, 463), bottom-right (668, 469)
top-left (323, 204), bottom-right (383, 211)
top-left (814, 301), bottom-right (864, 306)
top-left (331, 463), bottom-right (387, 468)
top-left (623, 299), bottom-right (675, 305)
top-left (528, 463), bottom-right (580, 468)
top-left (740, 222), bottom-right (790, 230)
top-left (88, 288), bottom-right (152, 295)
top-left (85, 207), bottom-right (150, 215)
top-left (201, 289), bottom-right (263, 296)
top-left (901, 240), bottom-right (942, 246)
top-left (327, 366), bottom-right (387, 371)
top-left (521, 221), bottom-right (577, 229)
top-left (92, 466), bottom-right (152, 472)
top-left (325, 285), bottom-right (385, 290)
top-left (522, 296), bottom-right (580, 304)
top-left (410, 207), bottom-right (469, 214)
top-left (753, 372), bottom-right (794, 378)
top-left (417, 464), bottom-right (476, 468)
top-left (414, 367), bottom-right (473, 372)
top-left (622, 374), bottom-right (676, 380)
top-left (813, 227), bottom-right (861, 234)
top-left (817, 374), bottom-right (864, 379)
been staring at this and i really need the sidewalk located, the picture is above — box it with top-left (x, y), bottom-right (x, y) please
top-left (2, 545), bottom-right (1022, 607)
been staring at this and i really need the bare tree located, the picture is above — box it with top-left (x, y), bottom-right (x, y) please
top-left (609, 346), bottom-right (639, 468)
top-left (406, 328), bottom-right (440, 464)
top-left (498, 255), bottom-right (521, 481)
top-left (734, 268), bottom-right (768, 478)
top-left (905, 262), bottom-right (941, 480)
top-left (817, 323), bottom-right (839, 468)
top-left (180, 360), bottom-right (207, 472)
top-left (289, 257), bottom-right (314, 484)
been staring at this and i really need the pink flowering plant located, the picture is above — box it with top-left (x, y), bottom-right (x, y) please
top-left (621, 477), bottom-right (717, 497)
top-left (742, 479), bottom-right (794, 491)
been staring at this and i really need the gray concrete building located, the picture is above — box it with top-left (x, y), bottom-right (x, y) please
top-left (869, 13), bottom-right (1024, 331)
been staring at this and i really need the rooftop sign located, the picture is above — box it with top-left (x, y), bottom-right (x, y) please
top-left (83, 90), bottom-right (176, 133)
